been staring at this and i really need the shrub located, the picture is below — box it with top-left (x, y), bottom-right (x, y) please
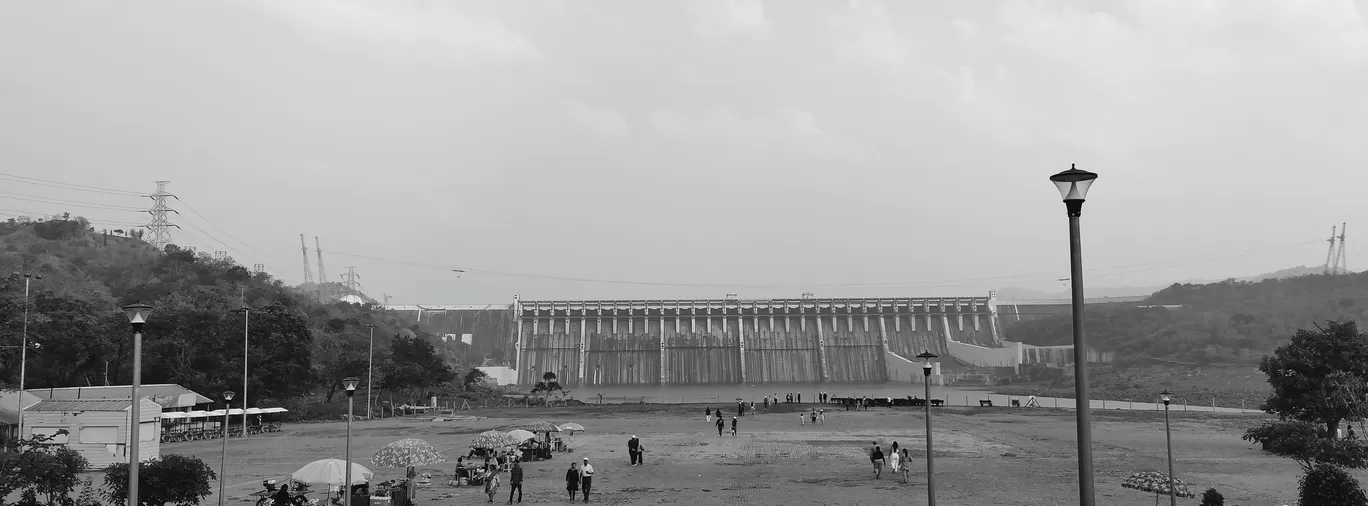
top-left (1300, 463), bottom-right (1368, 506)
top-left (102, 454), bottom-right (216, 506)
top-left (1200, 487), bottom-right (1223, 506)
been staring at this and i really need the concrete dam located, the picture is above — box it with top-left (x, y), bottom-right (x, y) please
top-left (510, 295), bottom-right (1004, 386)
top-left (388, 293), bottom-right (1127, 386)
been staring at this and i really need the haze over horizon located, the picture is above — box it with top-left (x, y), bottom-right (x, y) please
top-left (2, 1), bottom-right (1363, 304)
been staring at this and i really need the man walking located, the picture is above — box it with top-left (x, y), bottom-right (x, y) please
top-left (506, 460), bottom-right (523, 504)
top-left (628, 435), bottom-right (642, 466)
top-left (579, 457), bottom-right (595, 502)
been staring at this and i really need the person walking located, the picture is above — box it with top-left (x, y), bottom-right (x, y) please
top-left (870, 445), bottom-right (886, 479)
top-left (628, 435), bottom-right (642, 466)
top-left (566, 462), bottom-right (581, 501)
top-left (715, 415), bottom-right (725, 436)
top-left (563, 464), bottom-right (580, 500)
top-left (483, 464), bottom-right (501, 503)
top-left (579, 458), bottom-right (595, 502)
top-left (506, 460), bottom-right (523, 504)
top-left (730, 416), bottom-right (738, 437)
top-left (899, 449), bottom-right (912, 483)
top-left (705, 407), bottom-right (711, 423)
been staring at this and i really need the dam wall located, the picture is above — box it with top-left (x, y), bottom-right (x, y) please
top-left (514, 295), bottom-right (1001, 386)
top-left (387, 305), bottom-right (514, 363)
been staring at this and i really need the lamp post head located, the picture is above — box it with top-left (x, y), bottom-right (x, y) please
top-left (1049, 164), bottom-right (1098, 216)
top-left (223, 391), bottom-right (235, 402)
top-left (122, 303), bottom-right (154, 328)
top-left (915, 349), bottom-right (938, 376)
top-left (1159, 390), bottom-right (1172, 405)
top-left (343, 377), bottom-right (360, 392)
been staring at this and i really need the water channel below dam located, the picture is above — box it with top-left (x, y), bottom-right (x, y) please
top-left (576, 384), bottom-right (1252, 414)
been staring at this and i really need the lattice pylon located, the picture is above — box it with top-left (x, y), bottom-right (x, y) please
top-left (143, 181), bottom-right (179, 250)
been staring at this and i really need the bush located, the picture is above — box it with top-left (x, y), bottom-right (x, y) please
top-left (1200, 488), bottom-right (1224, 506)
top-left (102, 454), bottom-right (216, 506)
top-left (1300, 463), bottom-right (1368, 506)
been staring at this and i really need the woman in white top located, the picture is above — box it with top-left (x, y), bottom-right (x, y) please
top-left (888, 446), bottom-right (901, 473)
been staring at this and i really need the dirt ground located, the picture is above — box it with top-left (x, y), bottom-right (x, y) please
top-left (153, 404), bottom-right (1310, 506)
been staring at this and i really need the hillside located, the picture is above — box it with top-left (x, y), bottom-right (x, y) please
top-left (1005, 272), bottom-right (1368, 364)
top-left (0, 217), bottom-right (495, 411)
top-left (996, 265), bottom-right (1330, 300)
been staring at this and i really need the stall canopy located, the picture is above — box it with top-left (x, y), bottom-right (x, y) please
top-left (163, 407), bottom-right (288, 419)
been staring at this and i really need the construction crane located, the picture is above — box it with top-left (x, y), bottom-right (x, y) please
top-left (1325, 223), bottom-right (1348, 275)
top-left (299, 234), bottom-right (313, 284)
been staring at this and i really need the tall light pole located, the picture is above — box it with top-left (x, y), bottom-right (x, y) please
top-left (1050, 164), bottom-right (1099, 505)
top-left (1160, 390), bottom-right (1177, 506)
top-left (342, 377), bottom-right (359, 506)
top-left (232, 308), bottom-right (249, 437)
top-left (916, 349), bottom-right (938, 506)
top-left (365, 324), bottom-right (375, 419)
top-left (16, 273), bottom-right (40, 438)
top-left (122, 303), bottom-right (154, 506)
top-left (218, 390), bottom-right (235, 506)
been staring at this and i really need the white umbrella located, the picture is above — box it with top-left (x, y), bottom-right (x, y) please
top-left (292, 459), bottom-right (374, 486)
top-left (507, 429), bottom-right (536, 442)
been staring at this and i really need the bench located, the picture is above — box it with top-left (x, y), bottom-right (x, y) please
top-left (979, 400), bottom-right (993, 407)
top-left (1011, 399), bottom-right (1021, 407)
top-left (930, 399), bottom-right (944, 407)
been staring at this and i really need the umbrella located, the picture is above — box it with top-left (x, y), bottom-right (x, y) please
top-left (371, 438), bottom-right (446, 469)
top-left (471, 430), bottom-right (519, 449)
top-left (1122, 471), bottom-right (1195, 505)
top-left (507, 429), bottom-right (536, 442)
top-left (557, 423), bottom-right (584, 433)
top-left (292, 459), bottom-right (374, 486)
top-left (521, 420), bottom-right (561, 433)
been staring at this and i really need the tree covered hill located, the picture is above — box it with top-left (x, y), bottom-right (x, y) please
top-left (0, 216), bottom-right (478, 408)
top-left (1004, 272), bottom-right (1368, 364)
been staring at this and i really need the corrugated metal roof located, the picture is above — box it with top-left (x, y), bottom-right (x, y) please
top-left (0, 391), bottom-right (42, 425)
top-left (28, 399), bottom-right (135, 411)
top-left (28, 384), bottom-right (211, 407)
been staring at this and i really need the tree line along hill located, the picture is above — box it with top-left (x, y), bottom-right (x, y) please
top-left (0, 216), bottom-right (502, 419)
top-left (1005, 271), bottom-right (1368, 365)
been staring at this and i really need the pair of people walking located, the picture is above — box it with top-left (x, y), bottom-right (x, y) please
top-left (565, 457), bottom-right (595, 502)
top-left (715, 415), bottom-right (737, 436)
top-left (627, 435), bottom-right (645, 465)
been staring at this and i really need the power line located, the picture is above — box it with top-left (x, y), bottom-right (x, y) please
top-left (325, 238), bottom-right (1324, 289)
top-left (0, 191), bottom-right (146, 212)
top-left (173, 196), bottom-right (293, 270)
top-left (0, 172), bottom-right (145, 196)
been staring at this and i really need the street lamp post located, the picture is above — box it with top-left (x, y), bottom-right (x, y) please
top-left (365, 325), bottom-right (375, 419)
top-left (122, 303), bottom-right (154, 506)
top-left (232, 308), bottom-right (250, 438)
top-left (218, 391), bottom-right (235, 506)
top-left (1160, 390), bottom-right (1177, 506)
top-left (1050, 164), bottom-right (1099, 506)
top-left (916, 349), bottom-right (938, 506)
top-left (342, 377), bottom-right (359, 506)
top-left (16, 273), bottom-right (40, 438)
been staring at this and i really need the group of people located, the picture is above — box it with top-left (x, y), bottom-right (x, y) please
top-left (868, 441), bottom-right (913, 483)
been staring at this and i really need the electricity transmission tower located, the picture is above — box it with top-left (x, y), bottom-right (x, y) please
top-left (143, 181), bottom-right (180, 250)
top-left (1325, 223), bottom-right (1349, 274)
top-left (299, 234), bottom-right (313, 284)
top-left (341, 266), bottom-right (361, 295)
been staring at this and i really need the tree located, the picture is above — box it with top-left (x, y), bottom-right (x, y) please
top-left (1242, 420), bottom-right (1368, 471)
top-left (463, 368), bottom-right (490, 391)
top-left (1300, 463), bottom-right (1368, 506)
top-left (1259, 321), bottom-right (1368, 437)
top-left (102, 454), bottom-right (216, 506)
top-left (531, 371), bottom-right (562, 403)
top-left (382, 334), bottom-right (456, 401)
top-left (0, 431), bottom-right (89, 506)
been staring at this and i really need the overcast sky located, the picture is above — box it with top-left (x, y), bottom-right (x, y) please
top-left (1, 0), bottom-right (1365, 304)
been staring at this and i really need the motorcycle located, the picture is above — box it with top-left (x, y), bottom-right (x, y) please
top-left (250, 480), bottom-right (312, 506)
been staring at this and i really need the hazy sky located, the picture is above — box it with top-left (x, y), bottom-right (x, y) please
top-left (1, 0), bottom-right (1365, 304)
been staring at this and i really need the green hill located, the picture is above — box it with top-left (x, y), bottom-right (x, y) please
top-left (1006, 272), bottom-right (1368, 364)
top-left (0, 216), bottom-right (493, 414)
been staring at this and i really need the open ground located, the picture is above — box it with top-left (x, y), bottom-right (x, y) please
top-left (142, 404), bottom-right (1312, 505)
